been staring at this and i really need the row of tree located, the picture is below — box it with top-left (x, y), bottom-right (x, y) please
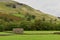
top-left (0, 19), bottom-right (60, 31)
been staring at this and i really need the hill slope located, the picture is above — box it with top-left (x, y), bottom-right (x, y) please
top-left (0, 1), bottom-right (59, 22)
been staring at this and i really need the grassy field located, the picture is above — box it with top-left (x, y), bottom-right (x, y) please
top-left (0, 31), bottom-right (60, 40)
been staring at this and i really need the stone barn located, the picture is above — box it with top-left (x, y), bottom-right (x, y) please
top-left (13, 28), bottom-right (24, 34)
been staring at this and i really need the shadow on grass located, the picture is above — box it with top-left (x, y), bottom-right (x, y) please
top-left (5, 31), bottom-right (12, 33)
top-left (0, 31), bottom-right (60, 36)
top-left (16, 33), bottom-right (54, 35)
top-left (0, 34), bottom-right (13, 36)
top-left (0, 31), bottom-right (13, 36)
top-left (4, 31), bottom-right (55, 35)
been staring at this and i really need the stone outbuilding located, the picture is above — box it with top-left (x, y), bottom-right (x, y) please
top-left (13, 28), bottom-right (24, 34)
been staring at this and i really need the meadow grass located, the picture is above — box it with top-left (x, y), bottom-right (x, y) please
top-left (0, 31), bottom-right (60, 40)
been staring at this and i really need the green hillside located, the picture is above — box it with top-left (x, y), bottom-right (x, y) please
top-left (0, 1), bottom-right (60, 31)
top-left (0, 1), bottom-right (59, 20)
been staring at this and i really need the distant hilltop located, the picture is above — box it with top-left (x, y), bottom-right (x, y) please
top-left (0, 0), bottom-right (12, 2)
